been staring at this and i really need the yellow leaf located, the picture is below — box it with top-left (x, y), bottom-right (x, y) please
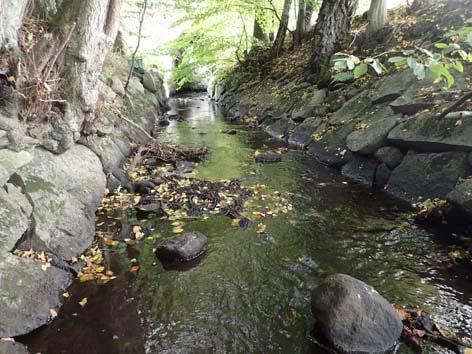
top-left (455, 119), bottom-right (463, 126)
top-left (62, 292), bottom-right (70, 298)
top-left (79, 298), bottom-right (88, 307)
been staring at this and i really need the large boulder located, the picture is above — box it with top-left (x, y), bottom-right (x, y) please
top-left (369, 69), bottom-right (417, 105)
top-left (388, 113), bottom-right (472, 152)
top-left (108, 76), bottom-right (125, 97)
top-left (0, 149), bottom-right (33, 186)
top-left (374, 147), bottom-right (404, 169)
top-left (341, 155), bottom-right (379, 188)
top-left (386, 151), bottom-right (469, 203)
top-left (291, 89), bottom-right (327, 121)
top-left (447, 178), bottom-right (472, 215)
top-left (13, 145), bottom-right (105, 261)
top-left (346, 114), bottom-right (400, 155)
top-left (331, 91), bottom-right (371, 124)
top-left (0, 253), bottom-right (72, 337)
top-left (255, 152), bottom-right (282, 164)
top-left (142, 69), bottom-right (164, 94)
top-left (311, 274), bottom-right (402, 354)
top-left (0, 184), bottom-right (32, 254)
top-left (264, 119), bottom-right (294, 139)
top-left (0, 340), bottom-right (29, 354)
top-left (155, 231), bottom-right (208, 263)
top-left (287, 117), bottom-right (324, 148)
top-left (307, 122), bottom-right (355, 167)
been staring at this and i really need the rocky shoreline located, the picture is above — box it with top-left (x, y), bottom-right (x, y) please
top-left (0, 72), bottom-right (166, 340)
top-left (214, 67), bottom-right (472, 222)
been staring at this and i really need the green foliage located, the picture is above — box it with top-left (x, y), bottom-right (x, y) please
top-left (332, 19), bottom-right (472, 88)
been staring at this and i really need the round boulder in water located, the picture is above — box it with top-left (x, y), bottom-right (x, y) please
top-left (255, 152), bottom-right (282, 164)
top-left (311, 274), bottom-right (402, 354)
top-left (156, 231), bottom-right (208, 263)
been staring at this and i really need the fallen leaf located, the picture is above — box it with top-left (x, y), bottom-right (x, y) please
top-left (130, 265), bottom-right (140, 273)
top-left (79, 298), bottom-right (88, 307)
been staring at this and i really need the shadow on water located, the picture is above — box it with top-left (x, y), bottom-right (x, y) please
top-left (21, 97), bottom-right (472, 354)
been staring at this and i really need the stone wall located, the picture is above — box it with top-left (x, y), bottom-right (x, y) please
top-left (0, 73), bottom-right (166, 339)
top-left (217, 67), bottom-right (472, 217)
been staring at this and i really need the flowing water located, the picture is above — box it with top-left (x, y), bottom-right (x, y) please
top-left (22, 97), bottom-right (471, 354)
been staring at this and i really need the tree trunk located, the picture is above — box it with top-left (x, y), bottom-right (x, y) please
top-left (367, 0), bottom-right (388, 34)
top-left (311, 0), bottom-right (359, 75)
top-left (294, 0), bottom-right (306, 46)
top-left (61, 0), bottom-right (121, 134)
top-left (304, 1), bottom-right (314, 32)
top-left (270, 0), bottom-right (292, 58)
top-left (0, 0), bottom-right (28, 49)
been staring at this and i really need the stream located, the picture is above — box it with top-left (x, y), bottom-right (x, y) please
top-left (21, 96), bottom-right (471, 354)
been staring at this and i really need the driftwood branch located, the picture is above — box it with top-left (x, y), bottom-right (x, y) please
top-left (438, 91), bottom-right (472, 119)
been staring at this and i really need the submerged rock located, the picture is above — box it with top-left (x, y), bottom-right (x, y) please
top-left (341, 155), bottom-right (378, 188)
top-left (255, 152), bottom-right (282, 164)
top-left (311, 274), bottom-right (402, 354)
top-left (156, 231), bottom-right (208, 263)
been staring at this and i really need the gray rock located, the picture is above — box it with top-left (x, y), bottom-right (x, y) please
top-left (346, 115), bottom-right (400, 155)
top-left (255, 152), bottom-right (282, 164)
top-left (307, 122), bottom-right (355, 167)
top-left (0, 129), bottom-right (9, 148)
top-left (0, 253), bottom-right (72, 337)
top-left (127, 77), bottom-right (145, 96)
top-left (447, 178), bottom-right (472, 215)
top-left (374, 147), bottom-right (404, 169)
top-left (0, 149), bottom-right (33, 185)
top-left (0, 340), bottom-right (29, 354)
top-left (388, 113), bottom-right (472, 152)
top-left (174, 160), bottom-right (195, 174)
top-left (369, 69), bottom-right (417, 105)
top-left (331, 91), bottom-right (371, 124)
top-left (311, 274), bottom-right (402, 354)
top-left (99, 81), bottom-right (117, 102)
top-left (291, 89), bottom-right (327, 121)
top-left (13, 146), bottom-right (105, 261)
top-left (264, 119), bottom-right (294, 139)
top-left (142, 69), bottom-right (164, 94)
top-left (389, 88), bottom-right (434, 115)
top-left (469, 153), bottom-right (472, 168)
top-left (375, 163), bottom-right (392, 189)
top-left (0, 185), bottom-right (32, 254)
top-left (386, 151), bottom-right (469, 203)
top-left (287, 117), bottom-right (323, 148)
top-left (341, 155), bottom-right (378, 188)
top-left (156, 231), bottom-right (208, 262)
top-left (108, 76), bottom-right (125, 97)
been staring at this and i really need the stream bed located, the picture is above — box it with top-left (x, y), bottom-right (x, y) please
top-left (21, 97), bottom-right (471, 354)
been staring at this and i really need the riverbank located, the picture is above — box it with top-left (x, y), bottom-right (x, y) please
top-left (214, 2), bottom-right (472, 229)
top-left (0, 53), bottom-right (167, 342)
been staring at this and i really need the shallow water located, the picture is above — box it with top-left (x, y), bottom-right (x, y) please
top-left (22, 97), bottom-right (471, 354)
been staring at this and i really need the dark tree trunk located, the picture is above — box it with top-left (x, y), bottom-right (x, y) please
top-left (368, 0), bottom-right (387, 34)
top-left (311, 0), bottom-right (359, 76)
top-left (304, 1), bottom-right (314, 32)
top-left (253, 11), bottom-right (268, 45)
top-left (294, 0), bottom-right (306, 46)
top-left (270, 0), bottom-right (292, 58)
